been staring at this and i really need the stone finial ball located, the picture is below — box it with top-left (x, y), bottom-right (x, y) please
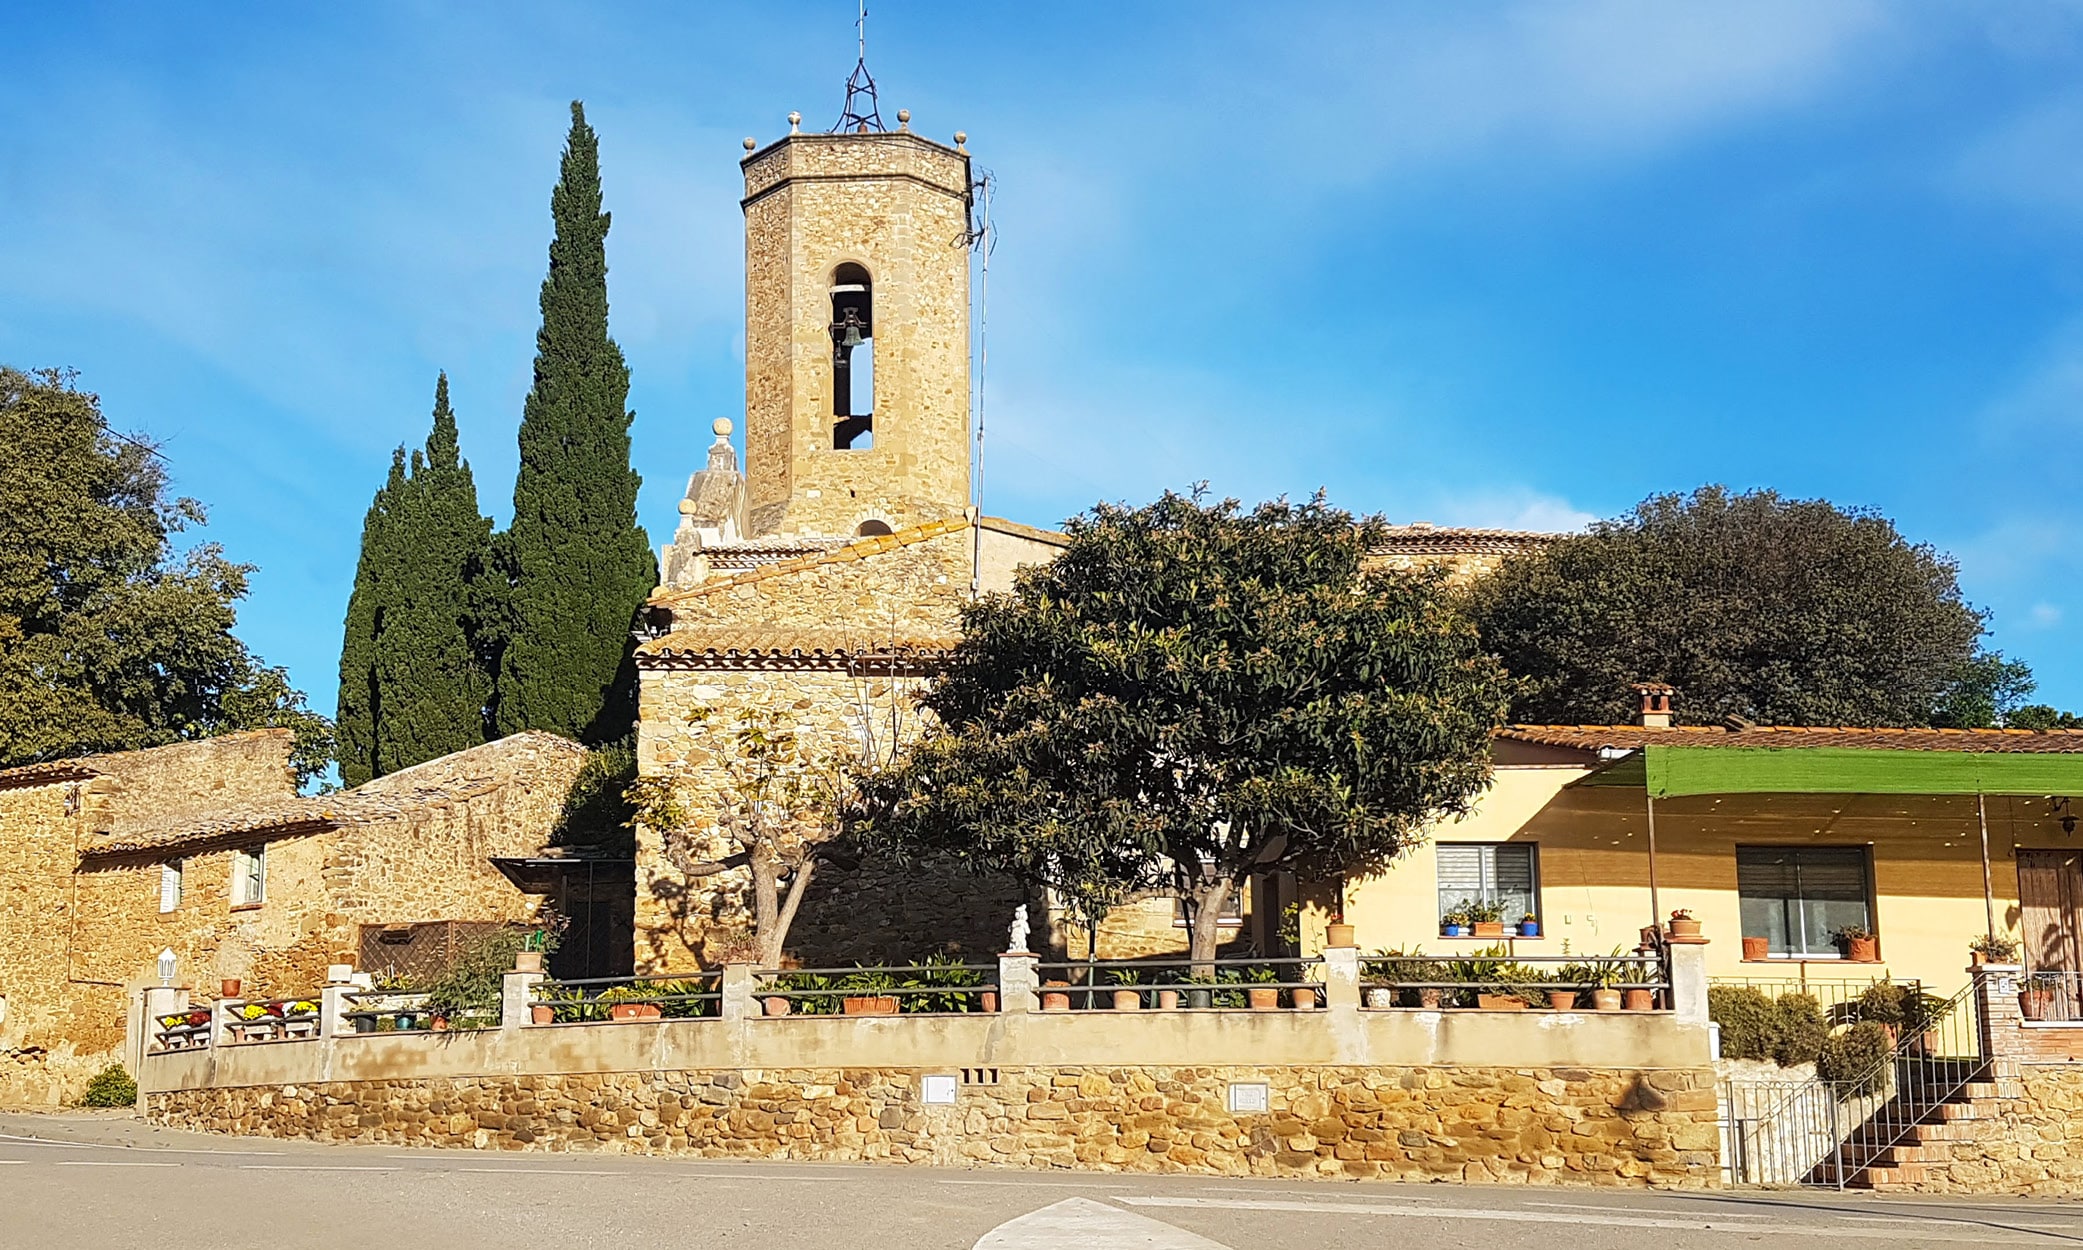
top-left (954, 131), bottom-right (967, 145)
top-left (677, 499), bottom-right (696, 514)
top-left (788, 111), bottom-right (801, 125)
top-left (743, 137), bottom-right (757, 151)
top-left (712, 418), bottom-right (733, 437)
top-left (897, 109), bottom-right (910, 123)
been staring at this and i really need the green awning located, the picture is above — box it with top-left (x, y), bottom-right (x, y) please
top-left (1580, 745), bottom-right (2083, 799)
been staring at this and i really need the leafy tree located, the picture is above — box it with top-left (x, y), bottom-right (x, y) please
top-left (338, 374), bottom-right (495, 786)
top-left (2010, 705), bottom-right (2083, 732)
top-left (1466, 486), bottom-right (2004, 727)
top-left (866, 490), bottom-right (1513, 966)
top-left (495, 101), bottom-right (654, 743)
top-left (1930, 651), bottom-right (2036, 730)
top-left (0, 367), bottom-right (333, 787)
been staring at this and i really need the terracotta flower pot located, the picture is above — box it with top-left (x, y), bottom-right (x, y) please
top-left (1156, 989), bottom-right (1181, 1010)
top-left (529, 1004), bottom-right (554, 1025)
top-left (1547, 990), bottom-right (1579, 1011)
top-left (220, 978), bottom-right (242, 999)
top-left (1668, 917), bottom-right (1702, 940)
top-left (1477, 992), bottom-right (1525, 1011)
top-left (1623, 988), bottom-right (1655, 1011)
top-left (1844, 937), bottom-right (1879, 963)
top-left (980, 991), bottom-right (999, 1013)
top-left (1592, 989), bottom-right (1622, 1012)
top-left (609, 1002), bottom-right (662, 1021)
top-left (1290, 987), bottom-right (1318, 1010)
top-left (1971, 951), bottom-right (1988, 966)
top-left (841, 996), bottom-right (898, 1016)
top-left (763, 996), bottom-right (792, 1017)
top-left (1247, 987), bottom-right (1281, 1011)
top-left (1418, 988), bottom-right (1445, 1010)
top-left (2021, 989), bottom-right (2054, 1021)
top-left (1473, 922), bottom-right (1506, 938)
top-left (1112, 989), bottom-right (1142, 1011)
top-left (1325, 923), bottom-right (1356, 949)
top-left (1040, 985), bottom-right (1071, 1012)
top-left (1741, 936), bottom-right (1770, 962)
top-left (430, 1014), bottom-right (451, 1032)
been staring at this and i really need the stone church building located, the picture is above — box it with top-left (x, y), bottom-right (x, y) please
top-left (626, 110), bottom-right (1552, 971)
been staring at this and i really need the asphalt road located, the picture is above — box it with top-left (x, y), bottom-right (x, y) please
top-left (4, 1111), bottom-right (2082, 1249)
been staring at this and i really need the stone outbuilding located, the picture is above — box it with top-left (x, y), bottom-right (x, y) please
top-left (0, 729), bottom-right (589, 1104)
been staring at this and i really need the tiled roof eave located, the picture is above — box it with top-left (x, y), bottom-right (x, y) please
top-left (635, 645), bottom-right (950, 673)
top-left (1496, 725), bottom-right (2083, 755)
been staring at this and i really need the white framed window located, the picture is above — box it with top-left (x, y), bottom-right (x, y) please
top-left (231, 845), bottom-right (266, 907)
top-left (1436, 843), bottom-right (1539, 925)
top-left (158, 860), bottom-right (182, 913)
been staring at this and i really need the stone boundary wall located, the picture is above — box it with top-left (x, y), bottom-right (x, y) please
top-left (149, 1063), bottom-right (1721, 1187)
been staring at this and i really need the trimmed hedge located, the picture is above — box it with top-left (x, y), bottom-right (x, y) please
top-left (79, 1064), bottom-right (136, 1108)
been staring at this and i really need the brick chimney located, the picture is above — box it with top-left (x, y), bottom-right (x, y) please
top-left (1633, 682), bottom-right (1676, 729)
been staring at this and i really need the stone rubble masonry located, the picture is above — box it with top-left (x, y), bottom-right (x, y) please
top-left (149, 1063), bottom-right (1722, 1187)
top-left (740, 131), bottom-right (972, 539)
top-left (0, 731), bottom-right (297, 1106)
top-left (0, 732), bottom-right (588, 1106)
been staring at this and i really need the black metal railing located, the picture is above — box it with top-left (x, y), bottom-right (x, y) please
top-left (1358, 951), bottom-right (1666, 1010)
top-left (1032, 958), bottom-right (1326, 1011)
top-left (340, 990), bottom-right (494, 1034)
top-left (528, 975), bottom-right (722, 1023)
top-left (750, 965), bottom-right (1000, 1016)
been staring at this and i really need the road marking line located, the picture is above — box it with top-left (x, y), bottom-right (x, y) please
top-left (1116, 1196), bottom-right (2063, 1245)
top-left (1526, 1202), bottom-right (1767, 1218)
top-left (54, 1161), bottom-right (181, 1168)
top-left (452, 1168), bottom-right (622, 1175)
top-left (0, 1133), bottom-right (285, 1157)
top-left (240, 1165), bottom-right (398, 1172)
top-left (936, 1177), bottom-right (1139, 1189)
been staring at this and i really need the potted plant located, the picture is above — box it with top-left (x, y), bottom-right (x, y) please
top-left (1667, 909), bottom-right (1702, 940)
top-left (1440, 902), bottom-right (1472, 938)
top-left (1589, 960), bottom-right (1624, 1012)
top-left (598, 985), bottom-right (663, 1021)
top-left (836, 969), bottom-right (900, 1016)
top-left (1741, 935), bottom-right (1770, 962)
top-left (220, 978), bottom-right (242, 999)
top-left (1833, 924), bottom-right (1879, 963)
top-left (1244, 965), bottom-right (1283, 1011)
top-left (1970, 933), bottom-right (2020, 965)
top-left (1325, 915), bottom-right (1357, 949)
top-left (1107, 968), bottom-right (1143, 1011)
top-left (2020, 972), bottom-right (2061, 1021)
top-left (1040, 980), bottom-right (1072, 1012)
top-left (1469, 899), bottom-right (1508, 939)
top-left (1518, 914), bottom-right (1540, 938)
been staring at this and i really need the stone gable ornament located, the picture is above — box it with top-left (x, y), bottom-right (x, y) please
top-left (1008, 905), bottom-right (1030, 954)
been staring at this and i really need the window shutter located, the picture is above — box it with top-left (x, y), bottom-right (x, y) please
top-left (1493, 846), bottom-right (1535, 894)
top-left (1436, 846), bottom-right (1484, 896)
top-left (159, 862), bottom-right (180, 913)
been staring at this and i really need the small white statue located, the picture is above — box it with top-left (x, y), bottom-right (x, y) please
top-left (1008, 904), bottom-right (1031, 954)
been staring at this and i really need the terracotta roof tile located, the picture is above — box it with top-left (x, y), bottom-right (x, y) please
top-left (1498, 724), bottom-right (2083, 755)
top-left (1375, 524), bottom-right (1559, 556)
top-left (0, 759), bottom-right (105, 790)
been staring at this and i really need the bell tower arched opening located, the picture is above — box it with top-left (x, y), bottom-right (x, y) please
top-left (830, 262), bottom-right (873, 450)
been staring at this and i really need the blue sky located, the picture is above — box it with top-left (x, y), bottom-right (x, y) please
top-left (5, 2), bottom-right (2082, 718)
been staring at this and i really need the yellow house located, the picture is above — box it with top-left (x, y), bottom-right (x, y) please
top-left (1327, 720), bottom-right (2083, 1001)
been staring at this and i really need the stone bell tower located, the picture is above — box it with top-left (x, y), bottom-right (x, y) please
top-left (738, 107), bottom-right (974, 538)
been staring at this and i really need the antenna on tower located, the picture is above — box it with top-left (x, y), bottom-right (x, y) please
top-left (833, 0), bottom-right (886, 133)
top-left (966, 169), bottom-right (995, 600)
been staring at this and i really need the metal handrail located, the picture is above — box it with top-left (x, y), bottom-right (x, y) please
top-left (1814, 976), bottom-right (1985, 1189)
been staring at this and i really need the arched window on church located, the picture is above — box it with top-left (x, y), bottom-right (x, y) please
top-left (830, 263), bottom-right (874, 450)
top-left (856, 519), bottom-right (893, 538)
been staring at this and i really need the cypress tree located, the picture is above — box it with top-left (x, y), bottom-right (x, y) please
top-left (338, 374), bottom-right (496, 785)
top-left (337, 448), bottom-right (407, 788)
top-left (495, 100), bottom-right (655, 742)
top-left (373, 373), bottom-right (495, 769)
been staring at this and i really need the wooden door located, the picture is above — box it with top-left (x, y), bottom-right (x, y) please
top-left (2017, 849), bottom-right (2083, 972)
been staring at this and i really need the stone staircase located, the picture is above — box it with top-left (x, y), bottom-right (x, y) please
top-left (1830, 1068), bottom-right (2021, 1191)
